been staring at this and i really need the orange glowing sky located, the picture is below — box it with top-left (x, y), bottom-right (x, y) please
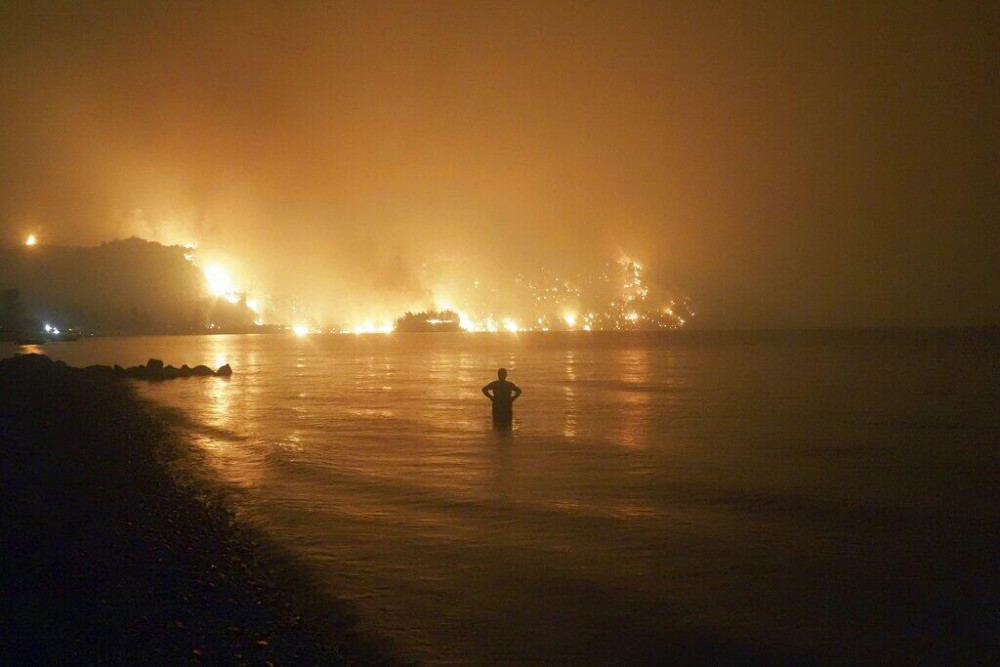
top-left (0, 2), bottom-right (996, 327)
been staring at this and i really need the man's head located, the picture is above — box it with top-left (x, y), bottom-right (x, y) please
top-left (497, 368), bottom-right (508, 380)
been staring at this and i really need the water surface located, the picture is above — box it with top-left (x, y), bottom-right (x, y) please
top-left (8, 330), bottom-right (999, 663)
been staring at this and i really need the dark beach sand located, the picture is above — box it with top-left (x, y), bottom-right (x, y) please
top-left (0, 353), bottom-right (392, 664)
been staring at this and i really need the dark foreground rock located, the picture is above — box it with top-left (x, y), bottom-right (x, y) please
top-left (0, 354), bottom-right (393, 664)
top-left (118, 358), bottom-right (233, 380)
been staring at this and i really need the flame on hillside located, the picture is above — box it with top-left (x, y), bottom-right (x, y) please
top-left (180, 242), bottom-right (690, 334)
top-left (415, 256), bottom-right (693, 333)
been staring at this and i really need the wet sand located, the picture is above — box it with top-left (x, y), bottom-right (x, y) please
top-left (0, 353), bottom-right (392, 664)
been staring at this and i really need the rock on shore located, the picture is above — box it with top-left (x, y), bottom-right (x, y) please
top-left (94, 357), bottom-right (232, 380)
top-left (0, 354), bottom-right (391, 664)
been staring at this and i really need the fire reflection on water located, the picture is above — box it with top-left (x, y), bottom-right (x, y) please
top-left (563, 349), bottom-right (578, 439)
top-left (614, 347), bottom-right (652, 449)
top-left (186, 336), bottom-right (267, 489)
top-left (91, 332), bottom-right (697, 662)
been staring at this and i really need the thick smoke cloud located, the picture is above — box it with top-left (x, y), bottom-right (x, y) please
top-left (1, 2), bottom-right (996, 327)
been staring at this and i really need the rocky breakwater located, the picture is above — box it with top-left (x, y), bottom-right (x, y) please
top-left (81, 357), bottom-right (234, 380)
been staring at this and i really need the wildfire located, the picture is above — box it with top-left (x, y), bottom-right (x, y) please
top-left (204, 264), bottom-right (239, 302)
top-left (502, 318), bottom-right (521, 333)
top-left (421, 256), bottom-right (692, 333)
top-left (345, 321), bottom-right (393, 334)
top-left (187, 247), bottom-right (270, 323)
top-left (187, 245), bottom-right (688, 335)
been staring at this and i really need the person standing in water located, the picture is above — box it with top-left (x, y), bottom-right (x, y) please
top-left (482, 368), bottom-right (522, 428)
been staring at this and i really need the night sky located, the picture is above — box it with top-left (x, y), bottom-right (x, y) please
top-left (1, 1), bottom-right (996, 327)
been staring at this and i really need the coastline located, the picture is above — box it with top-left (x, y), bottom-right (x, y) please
top-left (0, 353), bottom-right (393, 664)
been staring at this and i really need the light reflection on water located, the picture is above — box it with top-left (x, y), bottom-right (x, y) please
top-left (562, 349), bottom-right (577, 439)
top-left (9, 331), bottom-right (1000, 663)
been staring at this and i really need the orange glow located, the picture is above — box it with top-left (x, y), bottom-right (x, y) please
top-left (25, 234), bottom-right (37, 246)
top-left (173, 244), bottom-right (687, 333)
top-left (204, 264), bottom-right (234, 297)
top-left (346, 321), bottom-right (393, 335)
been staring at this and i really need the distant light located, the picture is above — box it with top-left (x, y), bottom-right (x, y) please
top-left (246, 299), bottom-right (261, 313)
top-left (502, 318), bottom-right (520, 333)
top-left (292, 324), bottom-right (309, 336)
top-left (563, 313), bottom-right (577, 328)
top-left (25, 234), bottom-right (37, 246)
top-left (43, 323), bottom-right (53, 333)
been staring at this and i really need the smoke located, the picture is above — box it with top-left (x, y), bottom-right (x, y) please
top-left (115, 209), bottom-right (203, 248)
top-left (1, 2), bottom-right (996, 327)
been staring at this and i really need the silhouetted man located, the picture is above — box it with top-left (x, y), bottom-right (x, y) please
top-left (482, 368), bottom-right (522, 428)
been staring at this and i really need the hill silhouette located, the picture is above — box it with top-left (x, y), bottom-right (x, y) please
top-left (0, 238), bottom-right (252, 334)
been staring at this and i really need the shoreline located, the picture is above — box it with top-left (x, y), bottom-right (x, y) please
top-left (4, 324), bottom-right (996, 346)
top-left (0, 353), bottom-right (394, 664)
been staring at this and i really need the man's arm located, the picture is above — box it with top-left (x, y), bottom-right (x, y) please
top-left (482, 384), bottom-right (494, 401)
top-left (511, 384), bottom-right (522, 401)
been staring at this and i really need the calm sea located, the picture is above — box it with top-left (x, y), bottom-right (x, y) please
top-left (6, 330), bottom-right (999, 663)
